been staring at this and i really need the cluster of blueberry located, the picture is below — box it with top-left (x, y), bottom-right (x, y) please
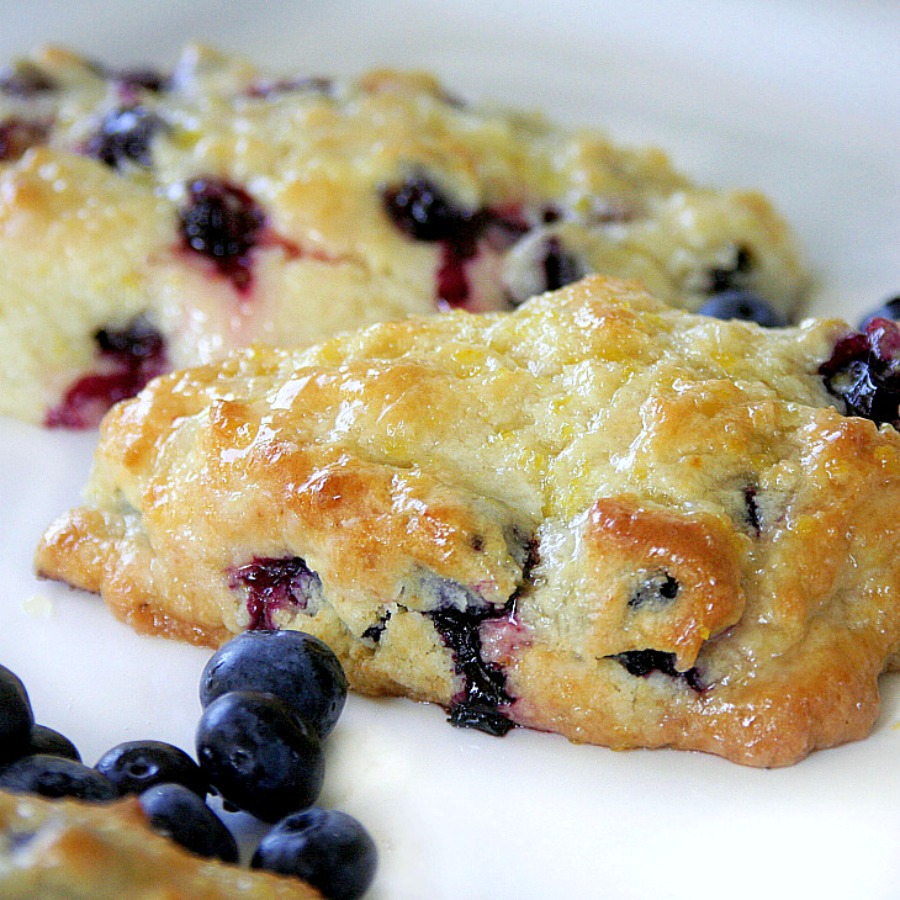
top-left (0, 630), bottom-right (377, 900)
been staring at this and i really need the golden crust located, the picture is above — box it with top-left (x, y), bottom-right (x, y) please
top-left (0, 791), bottom-right (319, 898)
top-left (0, 44), bottom-right (807, 424)
top-left (36, 276), bottom-right (900, 766)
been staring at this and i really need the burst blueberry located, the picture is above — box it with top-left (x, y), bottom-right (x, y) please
top-left (45, 315), bottom-right (168, 429)
top-left (428, 604), bottom-right (515, 737)
top-left (611, 649), bottom-right (705, 692)
top-left (180, 177), bottom-right (265, 260)
top-left (381, 175), bottom-right (472, 243)
top-left (820, 317), bottom-right (900, 429)
top-left (229, 556), bottom-right (323, 632)
top-left (252, 807), bottom-right (378, 900)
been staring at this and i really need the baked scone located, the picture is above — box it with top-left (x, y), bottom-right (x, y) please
top-left (0, 44), bottom-right (808, 426)
top-left (0, 791), bottom-right (318, 898)
top-left (35, 276), bottom-right (900, 767)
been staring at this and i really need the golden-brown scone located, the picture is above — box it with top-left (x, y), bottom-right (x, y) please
top-left (0, 44), bottom-right (807, 425)
top-left (36, 276), bottom-right (900, 767)
top-left (0, 791), bottom-right (319, 898)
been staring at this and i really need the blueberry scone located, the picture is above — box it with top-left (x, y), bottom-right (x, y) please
top-left (35, 277), bottom-right (899, 767)
top-left (0, 44), bottom-right (808, 426)
top-left (0, 791), bottom-right (318, 898)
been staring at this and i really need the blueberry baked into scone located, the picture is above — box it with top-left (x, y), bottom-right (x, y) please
top-left (0, 792), bottom-right (318, 899)
top-left (35, 276), bottom-right (900, 767)
top-left (0, 44), bottom-right (808, 426)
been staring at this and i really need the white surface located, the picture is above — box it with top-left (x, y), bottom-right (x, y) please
top-left (1, 3), bottom-right (899, 898)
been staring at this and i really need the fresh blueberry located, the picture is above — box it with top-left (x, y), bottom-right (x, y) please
top-left (252, 807), bottom-right (378, 900)
top-left (139, 783), bottom-right (238, 863)
top-left (27, 725), bottom-right (81, 763)
top-left (858, 296), bottom-right (900, 330)
top-left (84, 106), bottom-right (166, 170)
top-left (95, 739), bottom-right (207, 798)
top-left (196, 691), bottom-right (325, 823)
top-left (0, 754), bottom-right (117, 802)
top-left (0, 664), bottom-right (34, 763)
top-left (697, 290), bottom-right (786, 328)
top-left (200, 630), bottom-right (348, 739)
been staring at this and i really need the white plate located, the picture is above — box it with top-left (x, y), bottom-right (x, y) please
top-left (1, 3), bottom-right (899, 898)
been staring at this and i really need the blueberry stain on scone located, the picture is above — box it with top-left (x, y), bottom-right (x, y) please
top-left (229, 556), bottom-right (324, 631)
top-left (1, 45), bottom-right (809, 425)
top-left (178, 177), bottom-right (266, 294)
top-left (428, 603), bottom-right (516, 737)
top-left (45, 315), bottom-right (167, 428)
top-left (381, 173), bottom-right (530, 309)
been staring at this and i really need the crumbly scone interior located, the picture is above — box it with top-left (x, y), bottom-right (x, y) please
top-left (35, 277), bottom-right (900, 766)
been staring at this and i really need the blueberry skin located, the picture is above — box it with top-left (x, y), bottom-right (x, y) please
top-left (0, 754), bottom-right (117, 802)
top-left (381, 175), bottom-right (470, 242)
top-left (252, 808), bottom-right (378, 900)
top-left (200, 630), bottom-right (348, 739)
top-left (139, 783), bottom-right (238, 863)
top-left (95, 740), bottom-right (207, 798)
top-left (858, 296), bottom-right (900, 330)
top-left (27, 725), bottom-right (81, 763)
top-left (196, 690), bottom-right (325, 823)
top-left (697, 290), bottom-right (786, 328)
top-left (0, 664), bottom-right (34, 762)
top-left (179, 177), bottom-right (264, 260)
